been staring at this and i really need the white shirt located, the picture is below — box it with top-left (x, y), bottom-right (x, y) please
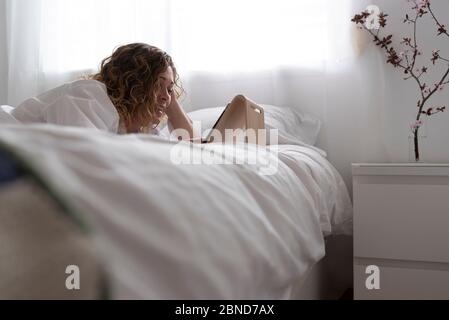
top-left (11, 79), bottom-right (165, 136)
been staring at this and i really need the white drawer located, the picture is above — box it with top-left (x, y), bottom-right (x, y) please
top-left (354, 180), bottom-right (449, 263)
top-left (354, 263), bottom-right (449, 300)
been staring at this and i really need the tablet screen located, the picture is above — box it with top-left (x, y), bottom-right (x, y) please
top-left (203, 103), bottom-right (230, 142)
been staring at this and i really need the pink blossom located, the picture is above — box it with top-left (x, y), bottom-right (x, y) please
top-left (410, 119), bottom-right (423, 131)
top-left (408, 0), bottom-right (429, 11)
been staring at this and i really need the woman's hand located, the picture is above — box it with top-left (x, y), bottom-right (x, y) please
top-left (165, 92), bottom-right (199, 141)
top-left (165, 91), bottom-right (181, 120)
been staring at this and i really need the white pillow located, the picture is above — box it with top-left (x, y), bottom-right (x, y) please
top-left (187, 105), bottom-right (322, 146)
top-left (0, 105), bottom-right (21, 125)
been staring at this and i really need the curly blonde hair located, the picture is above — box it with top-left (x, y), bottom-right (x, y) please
top-left (90, 43), bottom-right (182, 132)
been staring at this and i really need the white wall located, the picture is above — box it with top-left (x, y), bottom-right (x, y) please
top-left (0, 0), bottom-right (7, 104)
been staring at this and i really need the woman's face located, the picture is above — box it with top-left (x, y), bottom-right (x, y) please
top-left (156, 66), bottom-right (175, 118)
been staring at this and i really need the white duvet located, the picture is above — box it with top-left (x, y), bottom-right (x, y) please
top-left (0, 122), bottom-right (352, 299)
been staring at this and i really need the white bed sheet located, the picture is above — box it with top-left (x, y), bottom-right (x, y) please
top-left (0, 123), bottom-right (352, 299)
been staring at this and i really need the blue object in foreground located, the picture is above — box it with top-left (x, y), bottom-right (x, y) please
top-left (0, 150), bottom-right (23, 184)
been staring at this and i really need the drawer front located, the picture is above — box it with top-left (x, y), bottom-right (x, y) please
top-left (354, 263), bottom-right (449, 300)
top-left (354, 181), bottom-right (449, 263)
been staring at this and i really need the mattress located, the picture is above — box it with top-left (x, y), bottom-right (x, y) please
top-left (0, 123), bottom-right (353, 299)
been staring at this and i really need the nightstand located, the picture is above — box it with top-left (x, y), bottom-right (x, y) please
top-left (352, 163), bottom-right (449, 300)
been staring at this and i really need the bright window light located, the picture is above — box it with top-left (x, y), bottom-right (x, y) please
top-left (39, 0), bottom-right (328, 74)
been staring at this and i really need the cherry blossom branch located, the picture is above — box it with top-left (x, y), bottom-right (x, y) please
top-left (413, 18), bottom-right (420, 70)
top-left (421, 67), bottom-right (449, 106)
top-left (427, 2), bottom-right (449, 38)
top-left (351, 4), bottom-right (448, 106)
top-left (351, 0), bottom-right (448, 161)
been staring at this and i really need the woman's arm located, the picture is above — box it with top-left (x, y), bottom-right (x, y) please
top-left (165, 93), bottom-right (199, 141)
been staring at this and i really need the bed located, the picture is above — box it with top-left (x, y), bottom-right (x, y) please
top-left (0, 105), bottom-right (353, 300)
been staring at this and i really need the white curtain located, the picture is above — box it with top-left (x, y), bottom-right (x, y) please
top-left (0, 0), bottom-right (6, 102)
top-left (4, 0), bottom-right (360, 104)
top-left (3, 0), bottom-right (391, 191)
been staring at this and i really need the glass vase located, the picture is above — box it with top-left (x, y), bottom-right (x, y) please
top-left (408, 135), bottom-right (426, 163)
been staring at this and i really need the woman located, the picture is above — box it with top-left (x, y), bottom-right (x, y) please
top-left (11, 43), bottom-right (197, 139)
